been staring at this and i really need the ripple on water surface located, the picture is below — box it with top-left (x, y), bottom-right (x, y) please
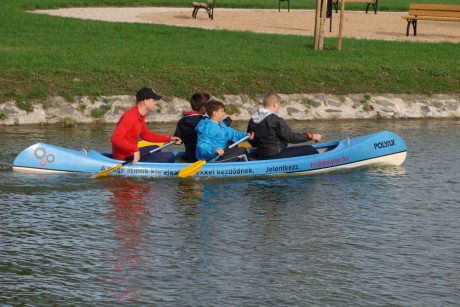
top-left (1, 120), bottom-right (459, 305)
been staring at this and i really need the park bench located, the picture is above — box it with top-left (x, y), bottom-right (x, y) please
top-left (332, 0), bottom-right (379, 14)
top-left (279, 0), bottom-right (290, 12)
top-left (401, 4), bottom-right (460, 36)
top-left (192, 0), bottom-right (215, 20)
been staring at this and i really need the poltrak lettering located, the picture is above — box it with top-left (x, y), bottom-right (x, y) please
top-left (374, 139), bottom-right (395, 150)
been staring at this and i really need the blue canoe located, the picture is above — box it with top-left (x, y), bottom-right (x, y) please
top-left (13, 130), bottom-right (407, 178)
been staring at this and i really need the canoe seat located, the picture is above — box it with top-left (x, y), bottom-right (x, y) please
top-left (316, 144), bottom-right (338, 153)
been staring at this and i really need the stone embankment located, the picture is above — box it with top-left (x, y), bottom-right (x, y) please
top-left (0, 93), bottom-right (459, 125)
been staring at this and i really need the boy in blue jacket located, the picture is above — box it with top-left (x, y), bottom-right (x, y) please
top-left (196, 99), bottom-right (254, 162)
top-left (174, 93), bottom-right (234, 162)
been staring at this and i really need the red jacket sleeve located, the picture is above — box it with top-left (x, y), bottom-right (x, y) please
top-left (139, 121), bottom-right (172, 143)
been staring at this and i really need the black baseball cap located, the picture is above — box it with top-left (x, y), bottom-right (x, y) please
top-left (136, 87), bottom-right (162, 101)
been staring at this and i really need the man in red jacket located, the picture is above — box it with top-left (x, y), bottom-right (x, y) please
top-left (111, 87), bottom-right (182, 163)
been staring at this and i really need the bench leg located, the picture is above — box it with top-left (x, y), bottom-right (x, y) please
top-left (329, 10), bottom-right (333, 32)
top-left (207, 8), bottom-right (214, 20)
top-left (192, 7), bottom-right (199, 19)
top-left (333, 1), bottom-right (338, 13)
top-left (365, 1), bottom-right (378, 14)
top-left (279, 0), bottom-right (290, 12)
top-left (406, 20), bottom-right (417, 36)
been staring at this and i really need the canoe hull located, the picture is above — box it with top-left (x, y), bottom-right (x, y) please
top-left (13, 130), bottom-right (407, 178)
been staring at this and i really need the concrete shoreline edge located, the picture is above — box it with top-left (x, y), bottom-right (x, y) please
top-left (1, 93), bottom-right (459, 125)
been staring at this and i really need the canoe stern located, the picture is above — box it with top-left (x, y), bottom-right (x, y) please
top-left (12, 142), bottom-right (117, 173)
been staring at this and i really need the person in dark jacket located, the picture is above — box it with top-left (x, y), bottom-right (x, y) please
top-left (174, 93), bottom-right (234, 162)
top-left (247, 92), bottom-right (322, 159)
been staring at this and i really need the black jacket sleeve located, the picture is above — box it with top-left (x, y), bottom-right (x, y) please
top-left (173, 118), bottom-right (182, 138)
top-left (223, 116), bottom-right (233, 127)
top-left (275, 118), bottom-right (309, 144)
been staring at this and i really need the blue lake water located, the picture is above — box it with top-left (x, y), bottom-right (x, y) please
top-left (1, 119), bottom-right (459, 306)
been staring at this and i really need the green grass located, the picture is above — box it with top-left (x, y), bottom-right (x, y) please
top-left (0, 0), bottom-right (459, 103)
top-left (15, 0), bottom-right (460, 11)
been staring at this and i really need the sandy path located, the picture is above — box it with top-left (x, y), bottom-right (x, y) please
top-left (33, 7), bottom-right (460, 43)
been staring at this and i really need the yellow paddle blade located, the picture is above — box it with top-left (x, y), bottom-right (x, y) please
top-left (238, 142), bottom-right (252, 149)
top-left (137, 140), bottom-right (164, 148)
top-left (91, 163), bottom-right (123, 179)
top-left (178, 160), bottom-right (207, 178)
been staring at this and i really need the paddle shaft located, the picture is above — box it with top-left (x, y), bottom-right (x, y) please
top-left (229, 135), bottom-right (250, 149)
top-left (209, 135), bottom-right (250, 162)
top-left (177, 135), bottom-right (250, 178)
top-left (128, 140), bottom-right (175, 163)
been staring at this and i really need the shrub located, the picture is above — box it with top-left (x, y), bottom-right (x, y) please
top-left (77, 103), bottom-right (87, 113)
top-left (0, 112), bottom-right (7, 121)
top-left (362, 94), bottom-right (372, 104)
top-left (362, 94), bottom-right (374, 112)
top-left (61, 116), bottom-right (76, 128)
top-left (90, 104), bottom-right (111, 118)
top-left (16, 99), bottom-right (34, 113)
top-left (42, 100), bottom-right (55, 110)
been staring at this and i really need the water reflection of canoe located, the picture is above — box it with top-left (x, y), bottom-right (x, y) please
top-left (13, 130), bottom-right (407, 178)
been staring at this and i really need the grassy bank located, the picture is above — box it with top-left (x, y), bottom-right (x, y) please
top-left (17, 0), bottom-right (460, 12)
top-left (0, 0), bottom-right (459, 103)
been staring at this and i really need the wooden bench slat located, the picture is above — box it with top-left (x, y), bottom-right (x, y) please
top-left (407, 10), bottom-right (460, 18)
top-left (402, 3), bottom-right (460, 36)
top-left (410, 4), bottom-right (460, 11)
top-left (402, 16), bottom-right (460, 22)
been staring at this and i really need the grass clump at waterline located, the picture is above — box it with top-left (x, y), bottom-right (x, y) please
top-left (0, 0), bottom-right (459, 104)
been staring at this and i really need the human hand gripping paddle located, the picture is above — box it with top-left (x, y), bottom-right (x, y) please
top-left (92, 141), bottom-right (175, 179)
top-left (178, 135), bottom-right (250, 178)
top-left (309, 133), bottom-right (322, 143)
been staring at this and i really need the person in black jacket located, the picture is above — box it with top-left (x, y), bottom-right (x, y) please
top-left (247, 92), bottom-right (322, 159)
top-left (174, 93), bottom-right (234, 162)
